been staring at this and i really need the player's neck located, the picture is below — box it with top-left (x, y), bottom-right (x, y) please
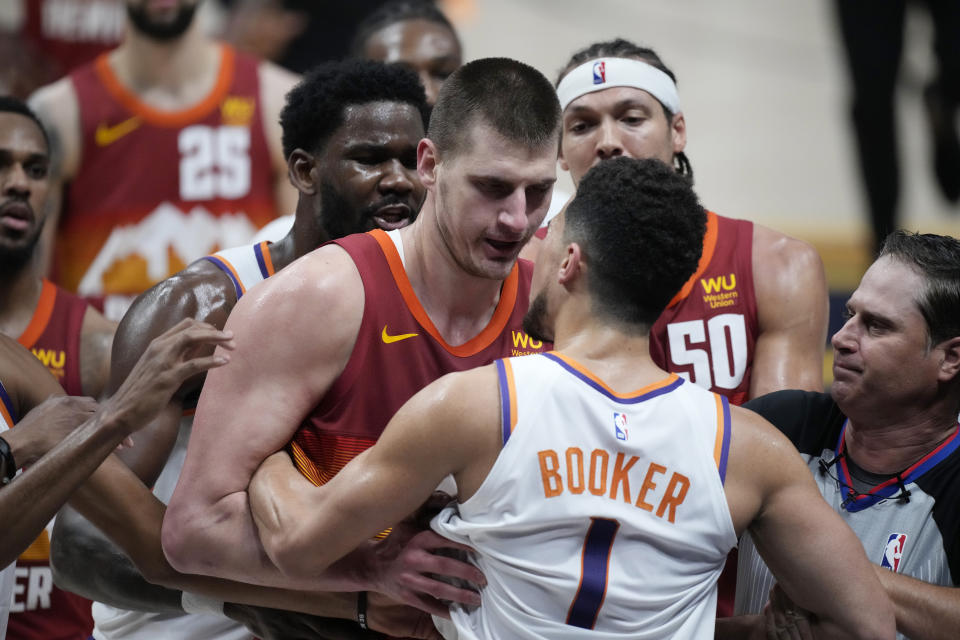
top-left (552, 311), bottom-right (666, 389)
top-left (400, 222), bottom-right (507, 346)
top-left (845, 407), bottom-right (959, 474)
top-left (112, 23), bottom-right (219, 97)
top-left (0, 261), bottom-right (44, 340)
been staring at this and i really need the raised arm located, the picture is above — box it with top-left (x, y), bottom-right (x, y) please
top-left (750, 226), bottom-right (828, 397)
top-left (725, 406), bottom-right (894, 640)
top-left (0, 320), bottom-right (232, 567)
top-left (50, 266), bottom-right (239, 612)
top-left (162, 246), bottom-right (363, 587)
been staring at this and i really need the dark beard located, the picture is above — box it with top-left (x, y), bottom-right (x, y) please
top-left (0, 225), bottom-right (43, 274)
top-left (317, 182), bottom-right (362, 241)
top-left (126, 3), bottom-right (198, 42)
top-left (522, 291), bottom-right (553, 343)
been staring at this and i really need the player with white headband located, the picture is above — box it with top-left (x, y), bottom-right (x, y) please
top-left (554, 38), bottom-right (831, 618)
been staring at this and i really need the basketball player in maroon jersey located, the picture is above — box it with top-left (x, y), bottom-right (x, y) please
top-left (555, 39), bottom-right (828, 405)
top-left (48, 61), bottom-right (447, 639)
top-left (162, 58), bottom-right (559, 619)
top-left (553, 39), bottom-right (829, 616)
top-left (0, 96), bottom-right (115, 640)
top-left (29, 0), bottom-right (298, 320)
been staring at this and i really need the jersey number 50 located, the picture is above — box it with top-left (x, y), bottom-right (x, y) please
top-left (178, 125), bottom-right (251, 201)
top-left (666, 314), bottom-right (748, 391)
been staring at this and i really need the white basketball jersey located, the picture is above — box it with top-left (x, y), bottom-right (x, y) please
top-left (432, 352), bottom-right (737, 639)
top-left (93, 242), bottom-right (274, 640)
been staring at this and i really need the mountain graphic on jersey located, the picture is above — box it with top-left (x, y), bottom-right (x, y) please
top-left (77, 203), bottom-right (257, 296)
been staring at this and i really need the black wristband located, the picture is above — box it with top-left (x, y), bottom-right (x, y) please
top-left (0, 436), bottom-right (16, 485)
top-left (356, 590), bottom-right (368, 630)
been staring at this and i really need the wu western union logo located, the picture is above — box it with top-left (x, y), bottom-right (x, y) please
top-left (700, 273), bottom-right (738, 309)
top-left (221, 96), bottom-right (256, 127)
top-left (31, 348), bottom-right (65, 380)
top-left (95, 116), bottom-right (141, 146)
top-left (381, 326), bottom-right (418, 344)
top-left (511, 331), bottom-right (543, 356)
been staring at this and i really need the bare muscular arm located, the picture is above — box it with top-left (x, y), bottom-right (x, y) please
top-left (872, 567), bottom-right (960, 640)
top-left (750, 226), bottom-right (828, 398)
top-left (723, 405), bottom-right (894, 639)
top-left (162, 245), bottom-right (364, 587)
top-left (52, 264), bottom-right (237, 609)
top-left (0, 321), bottom-right (232, 567)
top-left (249, 367), bottom-right (495, 612)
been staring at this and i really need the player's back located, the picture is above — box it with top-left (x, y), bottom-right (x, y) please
top-left (432, 352), bottom-right (737, 639)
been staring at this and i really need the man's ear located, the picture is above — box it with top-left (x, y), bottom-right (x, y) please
top-left (288, 149), bottom-right (317, 195)
top-left (417, 138), bottom-right (439, 188)
top-left (937, 336), bottom-right (960, 383)
top-left (558, 242), bottom-right (583, 286)
top-left (670, 112), bottom-right (687, 154)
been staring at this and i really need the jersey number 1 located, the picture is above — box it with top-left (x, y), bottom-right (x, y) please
top-left (566, 517), bottom-right (620, 629)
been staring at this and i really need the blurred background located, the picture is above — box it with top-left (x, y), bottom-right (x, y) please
top-left (3, 0), bottom-right (958, 371)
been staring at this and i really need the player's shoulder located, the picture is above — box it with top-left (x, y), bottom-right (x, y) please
top-left (256, 58), bottom-right (299, 107)
top-left (751, 224), bottom-right (823, 273)
top-left (119, 259), bottom-right (236, 343)
top-left (29, 74), bottom-right (79, 111)
top-left (0, 334), bottom-right (63, 412)
top-left (750, 223), bottom-right (826, 300)
top-left (233, 242), bottom-right (362, 327)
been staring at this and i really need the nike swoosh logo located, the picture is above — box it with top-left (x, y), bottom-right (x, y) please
top-left (95, 117), bottom-right (142, 146)
top-left (381, 325), bottom-right (418, 344)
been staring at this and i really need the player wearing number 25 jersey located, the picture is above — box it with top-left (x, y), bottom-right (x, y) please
top-left (55, 45), bottom-right (277, 318)
top-left (29, 3), bottom-right (297, 320)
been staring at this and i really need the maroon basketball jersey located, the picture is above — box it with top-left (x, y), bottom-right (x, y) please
top-left (59, 45), bottom-right (278, 317)
top-left (11, 280), bottom-right (93, 639)
top-left (16, 279), bottom-right (86, 397)
top-left (21, 0), bottom-right (124, 77)
top-left (649, 212), bottom-right (759, 407)
top-left (291, 230), bottom-right (548, 486)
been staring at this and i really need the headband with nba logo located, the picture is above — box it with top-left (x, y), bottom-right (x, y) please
top-left (556, 58), bottom-right (682, 114)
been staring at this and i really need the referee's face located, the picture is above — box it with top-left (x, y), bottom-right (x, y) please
top-left (831, 257), bottom-right (941, 417)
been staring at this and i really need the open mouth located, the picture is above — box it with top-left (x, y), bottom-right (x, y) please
top-left (484, 237), bottom-right (523, 258)
top-left (371, 204), bottom-right (413, 231)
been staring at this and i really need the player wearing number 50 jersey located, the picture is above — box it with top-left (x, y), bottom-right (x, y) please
top-left (244, 158), bottom-right (894, 640)
top-left (553, 39), bottom-right (828, 406)
top-left (29, 0), bottom-right (298, 320)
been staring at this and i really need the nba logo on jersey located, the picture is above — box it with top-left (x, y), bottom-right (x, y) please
top-left (593, 61), bottom-right (606, 84)
top-left (879, 533), bottom-right (907, 572)
top-left (614, 412), bottom-right (628, 441)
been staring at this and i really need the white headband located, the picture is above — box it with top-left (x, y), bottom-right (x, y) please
top-left (556, 58), bottom-right (681, 114)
